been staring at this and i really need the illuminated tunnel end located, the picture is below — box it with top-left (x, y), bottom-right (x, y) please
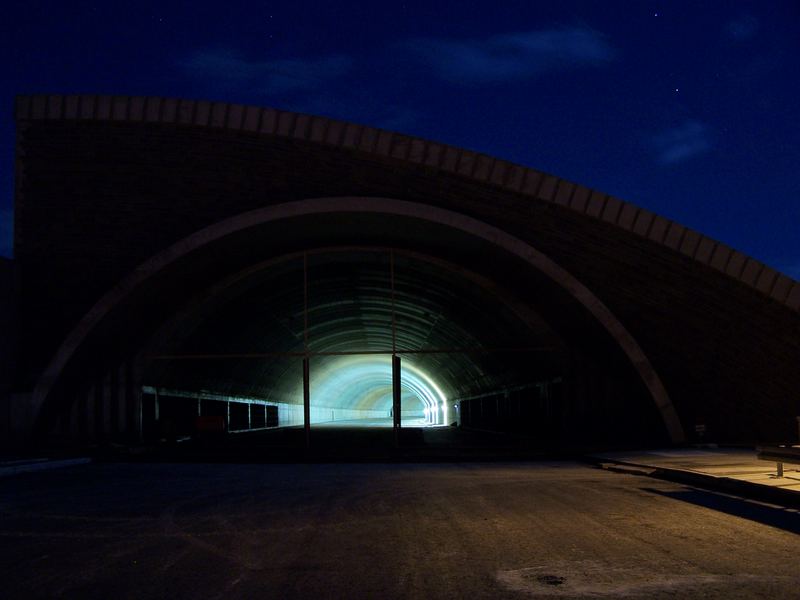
top-left (290, 355), bottom-right (450, 426)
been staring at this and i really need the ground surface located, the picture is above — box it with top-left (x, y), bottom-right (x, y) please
top-left (2, 461), bottom-right (800, 599)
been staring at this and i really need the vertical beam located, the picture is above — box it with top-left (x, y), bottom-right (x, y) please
top-left (123, 360), bottom-right (138, 442)
top-left (303, 357), bottom-right (311, 448)
top-left (391, 250), bottom-right (400, 446)
top-left (116, 362), bottom-right (128, 437)
top-left (392, 355), bottom-right (401, 445)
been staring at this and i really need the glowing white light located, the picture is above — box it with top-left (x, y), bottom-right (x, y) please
top-left (292, 354), bottom-right (448, 426)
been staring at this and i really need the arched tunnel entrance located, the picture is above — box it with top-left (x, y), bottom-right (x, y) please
top-left (142, 248), bottom-right (565, 434)
top-left (35, 198), bottom-right (681, 452)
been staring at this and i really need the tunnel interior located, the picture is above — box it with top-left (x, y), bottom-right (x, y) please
top-left (135, 244), bottom-right (669, 448)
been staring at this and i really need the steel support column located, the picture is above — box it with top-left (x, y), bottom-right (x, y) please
top-left (303, 357), bottom-right (311, 449)
top-left (392, 355), bottom-right (401, 445)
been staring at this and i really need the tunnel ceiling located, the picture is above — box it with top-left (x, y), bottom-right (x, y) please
top-left (145, 249), bottom-right (569, 407)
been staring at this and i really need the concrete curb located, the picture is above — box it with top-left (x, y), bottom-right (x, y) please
top-left (589, 456), bottom-right (800, 508)
top-left (0, 458), bottom-right (92, 478)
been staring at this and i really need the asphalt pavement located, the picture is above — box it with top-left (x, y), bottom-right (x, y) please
top-left (2, 461), bottom-right (800, 599)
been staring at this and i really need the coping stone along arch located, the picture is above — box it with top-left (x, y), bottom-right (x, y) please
top-left (32, 197), bottom-right (687, 443)
top-left (15, 94), bottom-right (799, 311)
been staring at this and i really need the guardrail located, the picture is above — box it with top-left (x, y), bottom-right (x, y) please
top-left (756, 445), bottom-right (800, 478)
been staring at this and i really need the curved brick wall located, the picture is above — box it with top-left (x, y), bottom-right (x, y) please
top-left (15, 94), bottom-right (799, 310)
top-left (12, 94), bottom-right (800, 442)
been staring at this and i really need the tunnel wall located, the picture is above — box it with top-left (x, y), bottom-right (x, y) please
top-left (0, 257), bottom-right (15, 445)
top-left (12, 94), bottom-right (800, 444)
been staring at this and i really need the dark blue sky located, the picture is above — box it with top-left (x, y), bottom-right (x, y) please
top-left (2, 1), bottom-right (798, 279)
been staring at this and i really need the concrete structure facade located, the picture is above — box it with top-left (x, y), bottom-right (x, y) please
top-left (7, 94), bottom-right (800, 448)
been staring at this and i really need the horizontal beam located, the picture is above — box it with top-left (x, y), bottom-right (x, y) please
top-left (147, 346), bottom-right (556, 360)
top-left (141, 385), bottom-right (276, 406)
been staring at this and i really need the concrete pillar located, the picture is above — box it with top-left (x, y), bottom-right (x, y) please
top-left (127, 360), bottom-right (143, 442)
top-left (101, 370), bottom-right (112, 440)
top-left (392, 355), bottom-right (401, 429)
top-left (116, 362), bottom-right (128, 437)
top-left (106, 367), bottom-right (119, 439)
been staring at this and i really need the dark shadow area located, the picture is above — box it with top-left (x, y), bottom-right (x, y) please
top-left (101, 425), bottom-right (602, 464)
top-left (642, 486), bottom-right (800, 535)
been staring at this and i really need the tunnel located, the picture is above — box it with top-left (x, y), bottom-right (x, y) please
top-left (33, 199), bottom-right (673, 450)
top-left (8, 94), bottom-right (800, 452)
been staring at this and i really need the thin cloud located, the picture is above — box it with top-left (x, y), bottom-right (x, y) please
top-left (405, 27), bottom-right (616, 84)
top-left (180, 49), bottom-right (353, 95)
top-left (651, 121), bottom-right (712, 165)
top-left (726, 15), bottom-right (759, 41)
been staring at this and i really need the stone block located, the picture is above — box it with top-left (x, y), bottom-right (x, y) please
top-left (341, 123), bottom-right (361, 148)
top-left (260, 109), bottom-right (278, 134)
top-left (30, 95), bottom-right (47, 119)
top-left (457, 150), bottom-right (476, 176)
top-left (740, 259), bottom-right (763, 286)
top-left (648, 216), bottom-right (670, 243)
top-left (226, 104), bottom-right (245, 130)
top-left (617, 203), bottom-right (638, 229)
top-left (785, 283), bottom-right (800, 310)
top-left (694, 237), bottom-right (716, 263)
top-left (632, 209), bottom-right (654, 236)
top-left (473, 155), bottom-right (493, 181)
top-left (292, 114), bottom-right (311, 139)
top-left (375, 131), bottom-right (393, 156)
top-left (663, 223), bottom-right (685, 249)
top-left (177, 99), bottom-right (195, 124)
top-left (709, 244), bottom-right (732, 271)
top-left (489, 160), bottom-right (507, 186)
top-left (210, 103), bottom-right (227, 128)
top-left (679, 229), bottom-right (701, 256)
top-left (601, 196), bottom-right (623, 224)
top-left (309, 117), bottom-right (327, 142)
top-left (725, 251), bottom-right (747, 278)
top-left (144, 97), bottom-right (160, 122)
top-left (193, 101), bottom-right (211, 126)
top-left (755, 266), bottom-right (778, 293)
top-left (424, 143), bottom-right (443, 167)
top-left (128, 97), bottom-right (145, 121)
top-left (160, 98), bottom-right (177, 122)
top-left (537, 174), bottom-right (558, 201)
top-left (553, 180), bottom-right (574, 206)
top-left (770, 274), bottom-right (794, 302)
top-left (47, 95), bottom-right (64, 119)
top-left (408, 139), bottom-right (426, 163)
top-left (581, 189), bottom-right (602, 215)
top-left (242, 106), bottom-right (261, 132)
top-left (503, 165), bottom-right (525, 192)
top-left (441, 146), bottom-right (460, 172)
top-left (390, 135), bottom-right (410, 160)
top-left (276, 111), bottom-right (295, 136)
top-left (323, 119), bottom-right (343, 144)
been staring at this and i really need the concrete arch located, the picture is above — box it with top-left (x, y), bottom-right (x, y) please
top-left (32, 197), bottom-right (686, 443)
top-left (14, 94), bottom-right (799, 311)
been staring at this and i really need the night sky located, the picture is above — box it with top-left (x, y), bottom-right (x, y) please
top-left (1, 1), bottom-right (798, 280)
